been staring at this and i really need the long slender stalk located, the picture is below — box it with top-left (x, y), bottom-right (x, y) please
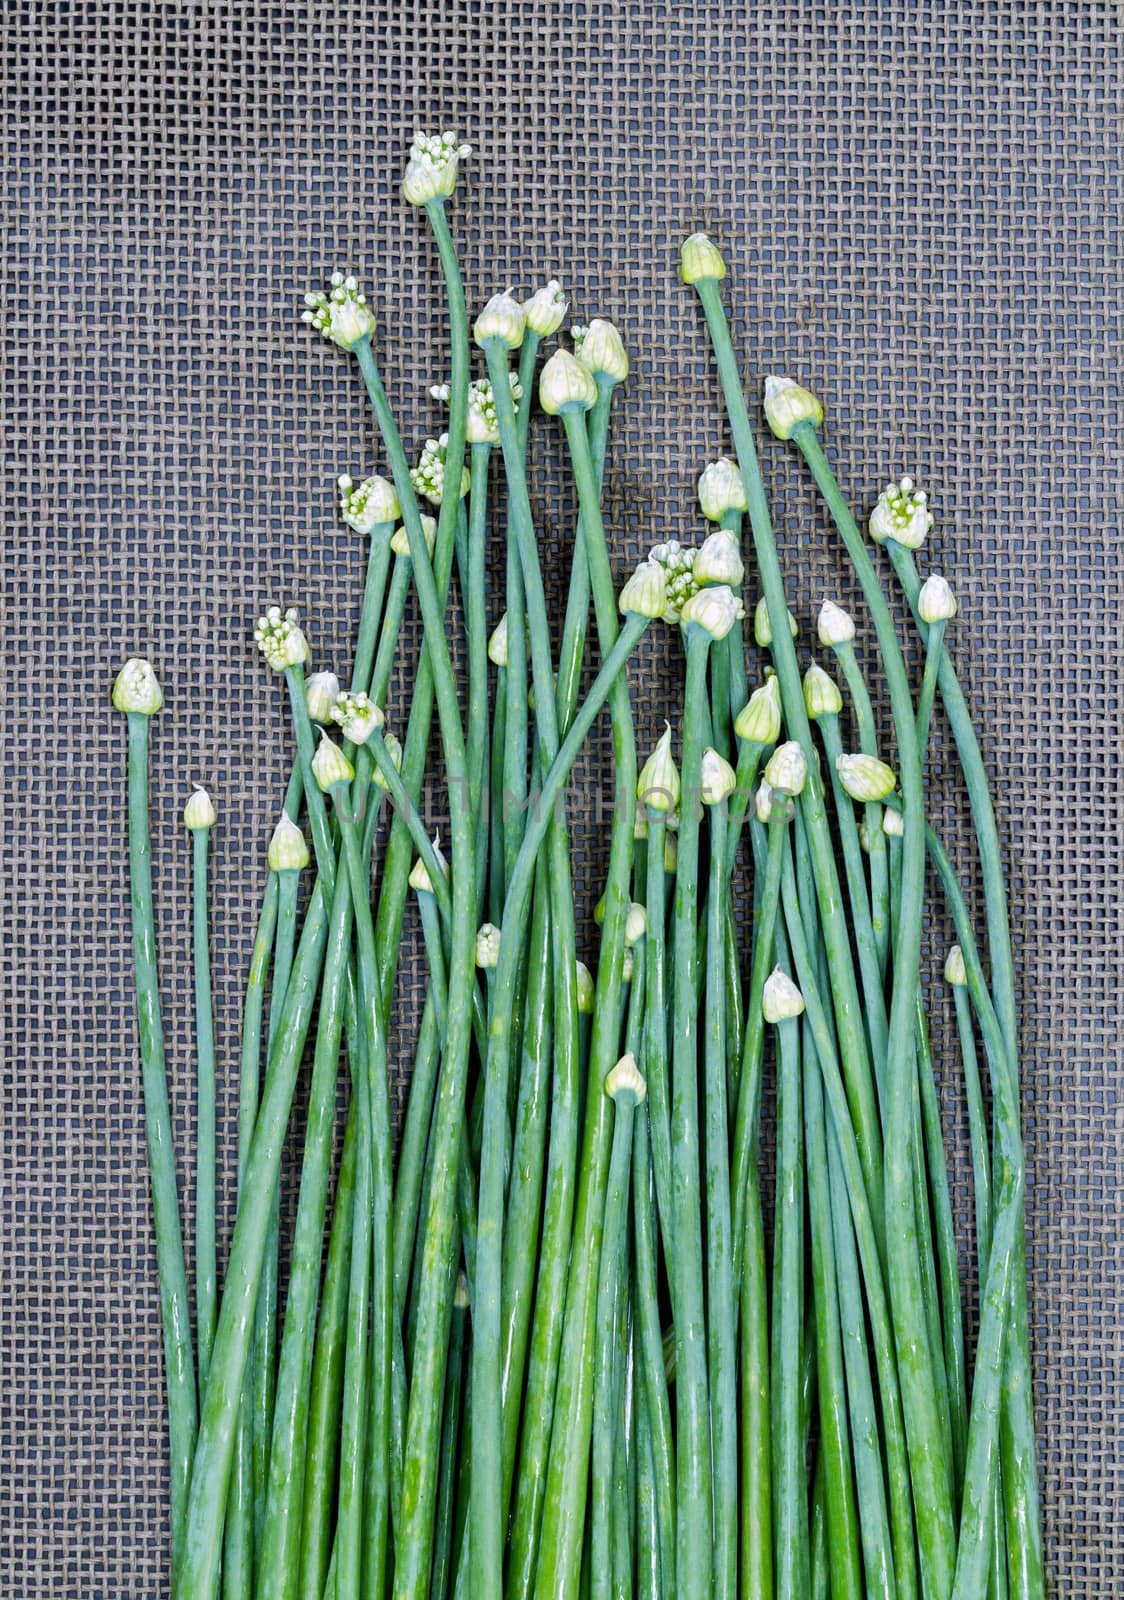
top-left (124, 712), bottom-right (197, 1571)
top-left (771, 1003), bottom-right (806, 1600)
top-left (191, 820), bottom-right (218, 1398)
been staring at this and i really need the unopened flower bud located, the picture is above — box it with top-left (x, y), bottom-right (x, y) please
top-left (576, 318), bottom-right (629, 384)
top-left (575, 960), bottom-right (595, 1013)
top-left (817, 600), bottom-right (856, 648)
top-left (523, 279), bottom-right (568, 337)
top-left (409, 839), bottom-right (447, 894)
top-left (764, 740), bottom-right (808, 797)
top-left (754, 596), bottom-right (799, 648)
top-left (371, 730), bottom-right (403, 790)
top-left (332, 690), bottom-right (384, 745)
top-left (697, 457), bottom-right (747, 522)
top-left (858, 821), bottom-right (872, 854)
top-left (618, 559), bottom-right (668, 620)
top-left (756, 781), bottom-right (793, 824)
top-left (763, 375), bottom-right (823, 440)
top-left (700, 747), bottom-right (737, 806)
top-left (312, 734), bottom-right (354, 792)
top-left (391, 513), bottom-right (438, 559)
top-left (693, 529), bottom-right (744, 589)
top-left (473, 290), bottom-right (526, 350)
top-left (539, 348), bottom-right (598, 414)
top-left (882, 806), bottom-right (905, 838)
top-left (268, 814), bottom-right (310, 872)
top-left (402, 130), bottom-right (471, 207)
top-left (254, 606), bottom-right (309, 671)
top-left (622, 902), bottom-right (647, 946)
top-left (338, 473), bottom-right (399, 534)
top-left (680, 232), bottom-right (727, 284)
top-left (488, 613), bottom-right (509, 667)
top-left (638, 723), bottom-right (680, 814)
top-left (763, 968), bottom-right (805, 1023)
top-left (301, 273), bottom-right (375, 349)
top-left (411, 435), bottom-right (470, 506)
top-left (113, 657), bottom-right (164, 715)
top-left (944, 945), bottom-right (967, 987)
top-left (735, 675), bottom-right (783, 745)
top-left (184, 787), bottom-right (216, 830)
top-left (803, 662), bottom-right (843, 720)
top-left (918, 573), bottom-right (958, 623)
top-left (868, 476), bottom-right (931, 550)
top-left (305, 671), bottom-right (340, 725)
top-left (605, 1050), bottom-right (647, 1104)
top-left (663, 832), bottom-right (678, 873)
top-left (836, 752), bottom-right (897, 802)
top-left (475, 923), bottom-right (501, 969)
top-left (681, 584), bottom-right (744, 641)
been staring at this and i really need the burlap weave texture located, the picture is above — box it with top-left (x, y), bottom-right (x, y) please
top-left (2, 2), bottom-right (1121, 1594)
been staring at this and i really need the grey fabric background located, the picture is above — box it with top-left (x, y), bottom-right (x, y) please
top-left (2, 1), bottom-right (1121, 1594)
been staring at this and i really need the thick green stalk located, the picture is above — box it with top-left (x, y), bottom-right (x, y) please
top-left (739, 1134), bottom-right (772, 1600)
top-left (632, 1107), bottom-right (675, 1596)
top-left (915, 617), bottom-right (947, 755)
top-left (833, 638), bottom-right (891, 974)
top-left (636, 1383), bottom-right (660, 1600)
top-left (350, 525), bottom-right (394, 700)
top-left (466, 441), bottom-right (492, 819)
top-left (556, 379), bottom-right (615, 731)
top-left (178, 887), bottom-right (330, 1600)
top-left (794, 421), bottom-right (955, 1590)
top-left (125, 714), bottom-right (197, 1570)
top-left (431, 1279), bottom-right (469, 1600)
top-left (369, 552), bottom-right (413, 710)
top-left (192, 824), bottom-right (217, 1397)
top-left (692, 276), bottom-right (886, 1259)
top-left (772, 1007), bottom-right (806, 1600)
top-left (887, 541), bottom-right (1042, 1600)
top-left (703, 802), bottom-right (736, 1600)
top-left (641, 813), bottom-right (674, 1243)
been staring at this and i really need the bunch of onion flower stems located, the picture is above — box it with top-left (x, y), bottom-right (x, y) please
top-left (113, 134), bottom-right (1044, 1600)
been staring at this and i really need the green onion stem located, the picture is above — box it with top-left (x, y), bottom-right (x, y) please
top-left (833, 638), bottom-right (891, 976)
top-left (915, 617), bottom-right (947, 756)
top-left (191, 822), bottom-right (217, 1397)
top-left (350, 525), bottom-right (394, 701)
top-left (125, 713), bottom-right (197, 1571)
top-left (772, 1001), bottom-right (807, 1600)
top-left (632, 1092), bottom-right (675, 1593)
top-left (641, 812), bottom-right (674, 1242)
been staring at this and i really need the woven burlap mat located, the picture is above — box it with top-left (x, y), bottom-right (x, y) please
top-left (2, 2), bottom-right (1121, 1593)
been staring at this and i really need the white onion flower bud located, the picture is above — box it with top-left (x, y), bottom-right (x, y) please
top-left (700, 747), bottom-right (737, 806)
top-left (618, 559), bottom-right (668, 620)
top-left (697, 457), bottom-right (747, 522)
top-left (409, 837), bottom-right (448, 895)
top-left (473, 290), bottom-right (526, 350)
top-left (576, 318), bottom-right (629, 384)
top-left (755, 781), bottom-right (793, 825)
top-left (763, 968), bottom-right (805, 1023)
top-left (113, 657), bottom-right (164, 715)
top-left (754, 596), bottom-right (799, 648)
top-left (803, 662), bottom-right (843, 720)
top-left (680, 232), bottom-right (727, 284)
top-left (735, 675), bottom-right (783, 745)
top-left (302, 273), bottom-right (375, 349)
top-left (918, 572), bottom-right (958, 623)
top-left (332, 691), bottom-right (384, 746)
top-left (621, 946), bottom-right (634, 983)
top-left (539, 348), bottom-right (598, 414)
top-left (305, 671), bottom-right (340, 725)
top-left (868, 476), bottom-right (932, 550)
top-left (268, 814), bottom-right (310, 871)
top-left (817, 600), bottom-right (856, 647)
top-left (763, 375), bottom-right (824, 441)
top-left (764, 740), bottom-right (808, 797)
top-left (371, 730), bottom-right (403, 790)
top-left (605, 1051), bottom-right (647, 1104)
top-left (625, 903), bottom-right (647, 945)
top-left (882, 806), bottom-right (905, 838)
top-left (312, 734), bottom-right (354, 793)
top-left (255, 606), bottom-right (309, 671)
top-left (338, 473), bottom-right (399, 534)
top-left (944, 944), bottom-right (967, 987)
top-left (411, 434), bottom-right (471, 506)
top-left (681, 584), bottom-right (744, 641)
top-left (391, 514), bottom-right (437, 559)
top-left (693, 529), bottom-right (744, 589)
top-left (402, 130), bottom-right (471, 206)
top-left (475, 923), bottom-right (501, 969)
top-left (488, 613), bottom-right (509, 667)
top-left (836, 752), bottom-right (897, 802)
top-left (461, 373), bottom-right (522, 445)
top-left (637, 723), bottom-right (680, 814)
top-left (184, 787), bottom-right (216, 830)
top-left (523, 279), bottom-right (568, 337)
top-left (575, 960), bottom-right (595, 1014)
top-left (647, 540), bottom-right (698, 623)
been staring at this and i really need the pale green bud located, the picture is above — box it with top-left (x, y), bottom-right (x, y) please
top-left (113, 657), bottom-right (164, 715)
top-left (763, 968), bottom-right (805, 1023)
top-left (539, 348), bottom-right (597, 414)
top-left (305, 671), bottom-right (340, 725)
top-left (523, 279), bottom-right (568, 337)
top-left (625, 903), bottom-right (647, 945)
top-left (755, 781), bottom-right (793, 824)
top-left (338, 473), bottom-right (399, 534)
top-left (402, 130), bottom-right (471, 206)
top-left (882, 806), bottom-right (905, 838)
top-left (488, 613), bottom-right (509, 667)
top-left (391, 513), bottom-right (437, 559)
top-left (254, 606), bottom-right (309, 671)
top-left (621, 946), bottom-right (635, 983)
top-left (183, 787), bottom-right (216, 830)
top-left (944, 945), bottom-right (968, 987)
top-left (576, 318), bottom-right (629, 384)
top-left (638, 723), bottom-right (680, 813)
top-left (754, 596), bottom-right (799, 648)
top-left (803, 661), bottom-right (843, 720)
top-left (618, 559), bottom-right (668, 620)
top-left (681, 583), bottom-right (744, 641)
top-left (918, 572), bottom-right (958, 623)
top-left (473, 290), bottom-right (526, 350)
top-left (575, 960), bottom-right (595, 1013)
top-left (268, 814), bottom-right (310, 871)
top-left (817, 600), bottom-right (856, 647)
top-left (475, 922), bottom-right (501, 969)
top-left (409, 839), bottom-right (448, 894)
top-left (697, 457), bottom-right (747, 522)
top-left (835, 752), bottom-right (897, 802)
top-left (371, 730), bottom-right (403, 790)
top-left (700, 746), bottom-right (737, 806)
top-left (693, 529), bottom-right (744, 589)
top-left (763, 375), bottom-right (824, 440)
top-left (735, 675), bottom-right (783, 745)
top-left (764, 740), bottom-right (808, 797)
top-left (680, 232), bottom-right (727, 284)
top-left (605, 1051), bottom-right (647, 1104)
top-left (332, 690), bottom-right (384, 745)
top-left (312, 734), bottom-right (354, 792)
top-left (869, 476), bottom-right (931, 550)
